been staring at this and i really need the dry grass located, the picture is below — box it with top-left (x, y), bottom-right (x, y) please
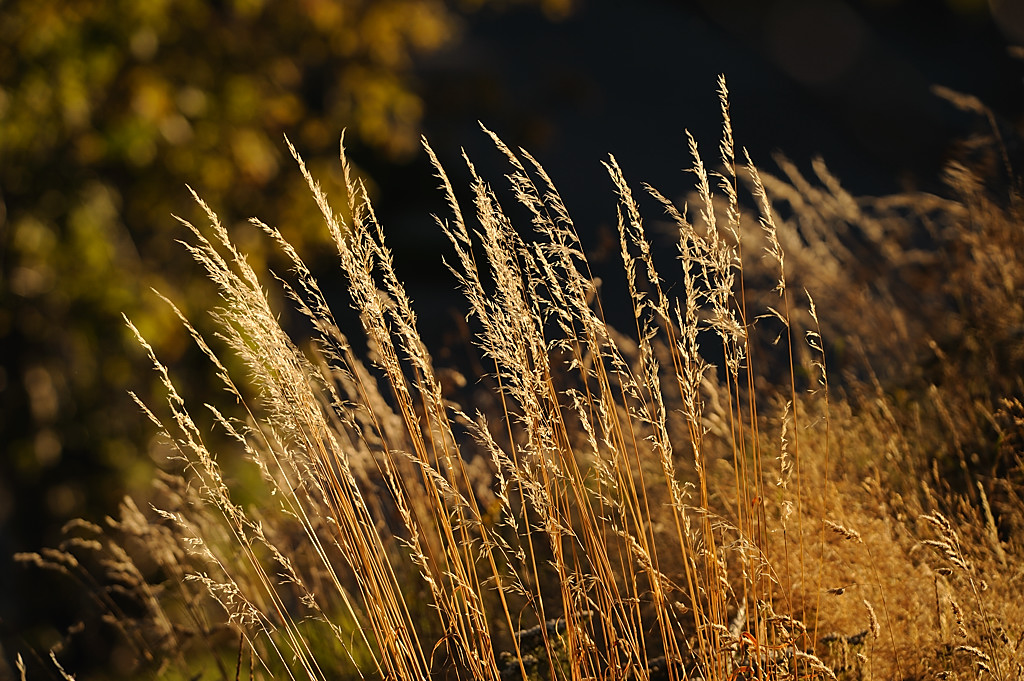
top-left (17, 77), bottom-right (1024, 681)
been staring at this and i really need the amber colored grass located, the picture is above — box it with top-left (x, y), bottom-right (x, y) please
top-left (19, 78), bottom-right (1024, 681)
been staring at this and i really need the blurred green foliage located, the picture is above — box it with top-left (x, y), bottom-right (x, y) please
top-left (0, 0), bottom-right (570, 609)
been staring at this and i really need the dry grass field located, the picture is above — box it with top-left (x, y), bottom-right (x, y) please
top-left (18, 78), bottom-right (1023, 681)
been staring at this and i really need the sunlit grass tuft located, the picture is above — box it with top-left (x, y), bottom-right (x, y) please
top-left (19, 78), bottom-right (1024, 681)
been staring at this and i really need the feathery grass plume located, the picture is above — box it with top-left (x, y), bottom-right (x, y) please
top-left (863, 599), bottom-right (880, 642)
top-left (823, 520), bottom-right (862, 544)
top-left (21, 77), bottom-right (1024, 681)
top-left (107, 78), bottom-right (823, 681)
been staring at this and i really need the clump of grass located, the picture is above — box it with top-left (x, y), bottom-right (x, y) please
top-left (18, 77), bottom-right (1024, 681)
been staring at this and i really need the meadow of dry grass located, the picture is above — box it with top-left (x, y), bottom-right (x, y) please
top-left (17, 78), bottom-right (1024, 681)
